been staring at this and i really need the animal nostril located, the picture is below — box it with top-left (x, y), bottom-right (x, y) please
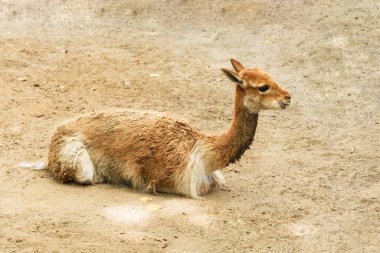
top-left (285, 95), bottom-right (291, 100)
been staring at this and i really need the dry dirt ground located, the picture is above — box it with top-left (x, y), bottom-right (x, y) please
top-left (0, 0), bottom-right (379, 252)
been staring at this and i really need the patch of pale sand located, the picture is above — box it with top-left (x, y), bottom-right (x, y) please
top-left (166, 237), bottom-right (205, 253)
top-left (187, 213), bottom-right (213, 227)
top-left (287, 222), bottom-right (317, 237)
top-left (329, 35), bottom-right (348, 48)
top-left (162, 199), bottom-right (200, 215)
top-left (103, 204), bottom-right (151, 225)
top-left (359, 182), bottom-right (380, 199)
top-left (103, 204), bottom-right (154, 240)
top-left (162, 199), bottom-right (213, 227)
top-left (103, 199), bottom-right (213, 227)
top-left (0, 197), bottom-right (26, 215)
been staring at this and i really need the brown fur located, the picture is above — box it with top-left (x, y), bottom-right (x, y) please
top-left (48, 111), bottom-right (203, 190)
top-left (47, 59), bottom-right (291, 198)
top-left (205, 86), bottom-right (259, 170)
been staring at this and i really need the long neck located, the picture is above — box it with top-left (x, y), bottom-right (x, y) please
top-left (206, 86), bottom-right (259, 169)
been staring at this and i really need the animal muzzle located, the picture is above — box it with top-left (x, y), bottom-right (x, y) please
top-left (278, 99), bottom-right (291, 109)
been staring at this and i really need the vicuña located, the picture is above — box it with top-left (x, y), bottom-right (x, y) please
top-left (47, 59), bottom-right (291, 198)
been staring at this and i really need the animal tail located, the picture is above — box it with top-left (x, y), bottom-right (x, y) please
top-left (15, 161), bottom-right (47, 170)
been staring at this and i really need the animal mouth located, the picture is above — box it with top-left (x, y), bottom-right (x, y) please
top-left (279, 100), bottom-right (291, 109)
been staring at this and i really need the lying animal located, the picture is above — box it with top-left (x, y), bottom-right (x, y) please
top-left (47, 59), bottom-right (291, 198)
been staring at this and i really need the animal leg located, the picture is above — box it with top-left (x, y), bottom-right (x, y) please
top-left (212, 170), bottom-right (230, 191)
top-left (60, 137), bottom-right (95, 184)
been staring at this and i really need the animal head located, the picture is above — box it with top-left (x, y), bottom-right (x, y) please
top-left (222, 59), bottom-right (291, 112)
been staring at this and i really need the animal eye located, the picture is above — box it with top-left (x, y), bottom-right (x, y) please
top-left (258, 85), bottom-right (269, 92)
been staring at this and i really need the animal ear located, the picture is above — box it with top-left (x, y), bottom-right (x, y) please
top-left (231, 59), bottom-right (245, 73)
top-left (221, 68), bottom-right (244, 86)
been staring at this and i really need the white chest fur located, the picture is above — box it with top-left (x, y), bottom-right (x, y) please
top-left (178, 141), bottom-right (226, 198)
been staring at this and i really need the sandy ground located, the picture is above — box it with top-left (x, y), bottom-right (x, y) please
top-left (0, 0), bottom-right (379, 252)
